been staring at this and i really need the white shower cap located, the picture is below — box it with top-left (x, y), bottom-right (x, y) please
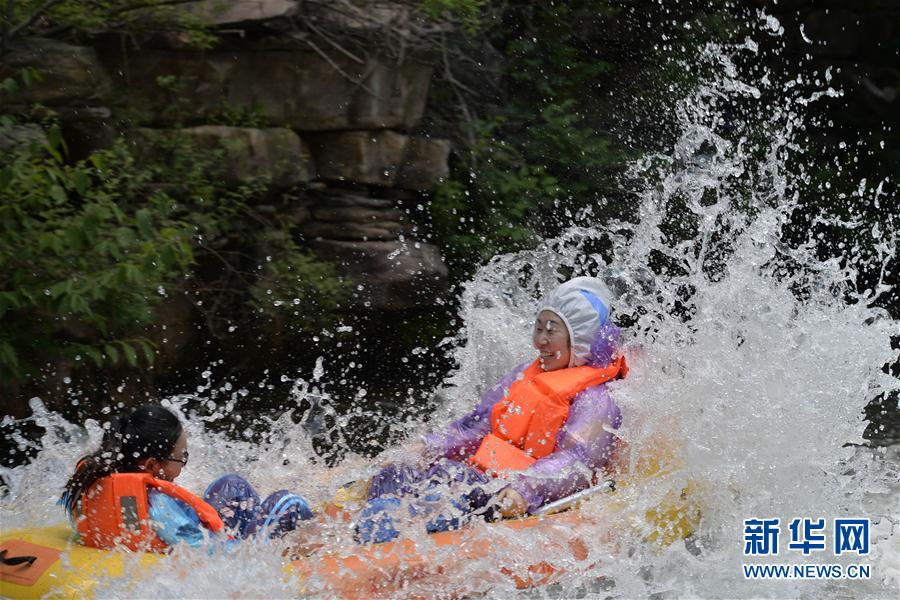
top-left (538, 276), bottom-right (613, 367)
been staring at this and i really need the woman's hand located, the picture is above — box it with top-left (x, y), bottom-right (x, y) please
top-left (495, 487), bottom-right (528, 519)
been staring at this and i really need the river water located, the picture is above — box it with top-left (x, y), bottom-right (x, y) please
top-left (2, 16), bottom-right (898, 599)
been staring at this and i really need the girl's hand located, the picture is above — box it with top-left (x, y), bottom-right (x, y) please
top-left (495, 487), bottom-right (528, 519)
top-left (283, 522), bottom-right (324, 559)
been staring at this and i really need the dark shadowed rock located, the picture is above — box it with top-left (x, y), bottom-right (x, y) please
top-left (145, 292), bottom-right (198, 375)
top-left (307, 130), bottom-right (410, 185)
top-left (310, 206), bottom-right (405, 222)
top-left (103, 48), bottom-right (432, 130)
top-left (306, 132), bottom-right (451, 189)
top-left (309, 192), bottom-right (396, 209)
top-left (0, 38), bottom-right (111, 105)
top-left (396, 137), bottom-right (451, 191)
top-left (300, 220), bottom-right (405, 241)
top-left (57, 106), bottom-right (117, 158)
top-left (310, 239), bottom-right (448, 310)
top-left (130, 126), bottom-right (312, 188)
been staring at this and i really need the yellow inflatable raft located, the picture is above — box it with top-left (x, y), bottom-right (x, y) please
top-left (2, 438), bottom-right (699, 598)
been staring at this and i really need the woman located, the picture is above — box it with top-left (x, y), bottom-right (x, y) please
top-left (357, 277), bottom-right (626, 543)
top-left (61, 405), bottom-right (313, 551)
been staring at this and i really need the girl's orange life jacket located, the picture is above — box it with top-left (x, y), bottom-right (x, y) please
top-left (75, 471), bottom-right (225, 552)
top-left (471, 356), bottom-right (628, 474)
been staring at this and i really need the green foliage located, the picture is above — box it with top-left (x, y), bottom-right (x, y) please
top-left (430, 0), bottom-right (742, 276)
top-left (434, 101), bottom-right (632, 269)
top-left (1, 0), bottom-right (216, 48)
top-left (431, 118), bottom-right (557, 265)
top-left (0, 67), bottom-right (350, 383)
top-left (0, 133), bottom-right (194, 380)
top-left (419, 0), bottom-right (486, 35)
top-left (206, 103), bottom-right (270, 128)
top-left (430, 2), bottom-right (633, 271)
top-left (248, 232), bottom-right (351, 336)
top-left (126, 123), bottom-right (352, 342)
top-left (1, 67), bottom-right (40, 102)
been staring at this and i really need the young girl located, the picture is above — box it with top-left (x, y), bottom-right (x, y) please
top-left (61, 405), bottom-right (312, 551)
top-left (357, 277), bottom-right (627, 543)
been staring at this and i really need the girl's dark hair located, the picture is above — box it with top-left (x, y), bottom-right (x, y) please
top-left (60, 405), bottom-right (183, 516)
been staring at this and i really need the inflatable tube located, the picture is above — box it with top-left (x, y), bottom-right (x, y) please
top-left (293, 506), bottom-right (606, 596)
top-left (294, 482), bottom-right (700, 596)
top-left (1, 490), bottom-right (698, 599)
top-left (0, 524), bottom-right (160, 598)
top-left (2, 439), bottom-right (699, 597)
top-left (0, 511), bottom-right (608, 598)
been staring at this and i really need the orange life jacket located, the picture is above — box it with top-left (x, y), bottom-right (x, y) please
top-left (75, 472), bottom-right (225, 552)
top-left (471, 356), bottom-right (628, 474)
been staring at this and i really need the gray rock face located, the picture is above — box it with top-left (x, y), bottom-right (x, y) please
top-left (105, 48), bottom-right (432, 130)
top-left (311, 193), bottom-right (394, 209)
top-left (130, 126), bottom-right (312, 188)
top-left (3, 24), bottom-right (451, 318)
top-left (307, 1), bottom-right (413, 34)
top-left (300, 220), bottom-right (405, 241)
top-left (310, 239), bottom-right (448, 311)
top-left (307, 131), bottom-right (451, 189)
top-left (0, 38), bottom-right (110, 105)
top-left (184, 0), bottom-right (299, 25)
top-left (183, 1), bottom-right (421, 38)
top-left (396, 137), bottom-right (451, 191)
top-left (301, 193), bottom-right (408, 241)
top-left (299, 190), bottom-right (448, 307)
top-left (307, 130), bottom-right (409, 185)
top-left (311, 206), bottom-right (405, 223)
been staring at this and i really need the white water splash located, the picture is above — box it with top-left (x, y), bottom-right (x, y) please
top-left (2, 31), bottom-right (898, 600)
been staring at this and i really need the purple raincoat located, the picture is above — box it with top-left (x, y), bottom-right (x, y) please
top-left (422, 323), bottom-right (624, 513)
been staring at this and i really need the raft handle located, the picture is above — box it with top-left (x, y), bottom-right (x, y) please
top-left (0, 549), bottom-right (37, 567)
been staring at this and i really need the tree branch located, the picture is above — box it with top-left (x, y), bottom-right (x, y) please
top-left (7, 0), bottom-right (65, 39)
top-left (301, 35), bottom-right (380, 98)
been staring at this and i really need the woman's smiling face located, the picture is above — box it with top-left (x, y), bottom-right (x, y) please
top-left (532, 310), bottom-right (571, 371)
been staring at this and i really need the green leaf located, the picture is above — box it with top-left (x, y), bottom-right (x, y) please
top-left (48, 281), bottom-right (69, 299)
top-left (114, 227), bottom-right (135, 247)
top-left (119, 342), bottom-right (138, 367)
top-left (73, 170), bottom-right (90, 196)
top-left (135, 209), bottom-right (153, 238)
top-left (63, 226), bottom-right (82, 249)
top-left (84, 346), bottom-right (104, 366)
top-left (3, 77), bottom-right (19, 95)
top-left (160, 244), bottom-right (177, 269)
top-left (138, 341), bottom-right (156, 365)
top-left (70, 293), bottom-right (91, 315)
top-left (47, 126), bottom-right (66, 155)
top-left (0, 340), bottom-right (20, 371)
top-left (50, 185), bottom-right (67, 203)
top-left (104, 343), bottom-right (119, 363)
top-left (0, 167), bottom-right (13, 191)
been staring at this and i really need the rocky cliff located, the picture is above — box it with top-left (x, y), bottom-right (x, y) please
top-left (2, 1), bottom-right (452, 316)
top-left (0, 1), bottom-right (463, 413)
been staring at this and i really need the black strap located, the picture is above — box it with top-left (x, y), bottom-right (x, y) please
top-left (0, 549), bottom-right (37, 567)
